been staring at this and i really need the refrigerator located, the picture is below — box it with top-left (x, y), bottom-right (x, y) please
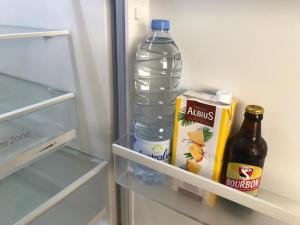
top-left (0, 0), bottom-right (299, 225)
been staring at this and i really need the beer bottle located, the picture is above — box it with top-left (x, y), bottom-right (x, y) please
top-left (224, 105), bottom-right (267, 196)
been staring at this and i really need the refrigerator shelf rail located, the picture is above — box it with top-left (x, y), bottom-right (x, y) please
top-left (0, 145), bottom-right (108, 225)
top-left (113, 135), bottom-right (300, 225)
top-left (0, 25), bottom-right (69, 40)
top-left (0, 129), bottom-right (75, 181)
top-left (0, 73), bottom-right (74, 123)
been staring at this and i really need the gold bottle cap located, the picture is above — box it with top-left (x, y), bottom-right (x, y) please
top-left (245, 105), bottom-right (264, 115)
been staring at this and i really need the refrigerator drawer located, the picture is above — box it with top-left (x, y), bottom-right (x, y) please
top-left (0, 73), bottom-right (76, 179)
top-left (113, 135), bottom-right (298, 225)
top-left (0, 145), bottom-right (108, 225)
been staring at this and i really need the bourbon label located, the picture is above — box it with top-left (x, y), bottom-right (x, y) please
top-left (225, 163), bottom-right (262, 196)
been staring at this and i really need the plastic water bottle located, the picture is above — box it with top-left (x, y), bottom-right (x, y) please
top-left (133, 19), bottom-right (182, 184)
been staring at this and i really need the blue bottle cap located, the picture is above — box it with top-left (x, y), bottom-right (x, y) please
top-left (151, 19), bottom-right (170, 30)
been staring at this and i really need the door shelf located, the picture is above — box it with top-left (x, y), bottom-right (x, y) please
top-left (0, 25), bottom-right (69, 40)
top-left (0, 145), bottom-right (108, 225)
top-left (113, 135), bottom-right (300, 225)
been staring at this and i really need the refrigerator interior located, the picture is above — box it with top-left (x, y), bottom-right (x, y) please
top-left (0, 0), bottom-right (114, 161)
top-left (0, 0), bottom-right (115, 225)
top-left (122, 0), bottom-right (300, 224)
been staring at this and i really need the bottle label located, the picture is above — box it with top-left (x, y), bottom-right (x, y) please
top-left (225, 163), bottom-right (262, 196)
top-left (134, 138), bottom-right (170, 162)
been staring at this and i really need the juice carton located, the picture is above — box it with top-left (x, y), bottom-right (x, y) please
top-left (172, 90), bottom-right (237, 206)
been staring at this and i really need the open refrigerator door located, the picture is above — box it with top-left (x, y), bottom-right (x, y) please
top-left (113, 1), bottom-right (300, 225)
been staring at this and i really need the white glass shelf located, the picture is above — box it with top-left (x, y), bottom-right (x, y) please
top-left (0, 73), bottom-right (76, 179)
top-left (0, 25), bottom-right (69, 40)
top-left (0, 73), bottom-right (74, 123)
top-left (0, 146), bottom-right (108, 225)
top-left (113, 135), bottom-right (300, 225)
top-left (30, 174), bottom-right (108, 225)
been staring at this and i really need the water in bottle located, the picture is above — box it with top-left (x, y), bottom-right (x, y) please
top-left (133, 19), bottom-right (182, 184)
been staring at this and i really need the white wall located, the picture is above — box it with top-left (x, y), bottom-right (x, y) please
top-left (0, 0), bottom-right (114, 161)
top-left (149, 0), bottom-right (300, 201)
top-left (128, 0), bottom-right (300, 224)
top-left (134, 194), bottom-right (202, 225)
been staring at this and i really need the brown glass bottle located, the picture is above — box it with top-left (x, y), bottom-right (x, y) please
top-left (224, 105), bottom-right (267, 196)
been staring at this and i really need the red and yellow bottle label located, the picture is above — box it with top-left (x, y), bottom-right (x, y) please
top-left (225, 163), bottom-right (262, 196)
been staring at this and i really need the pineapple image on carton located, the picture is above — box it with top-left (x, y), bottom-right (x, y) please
top-left (172, 90), bottom-right (237, 206)
top-left (188, 130), bottom-right (204, 146)
top-left (186, 160), bottom-right (201, 174)
top-left (188, 143), bottom-right (203, 163)
top-left (184, 127), bottom-right (213, 169)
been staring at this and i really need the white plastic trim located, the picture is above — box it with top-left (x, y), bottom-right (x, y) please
top-left (0, 30), bottom-right (70, 40)
top-left (0, 129), bottom-right (76, 180)
top-left (0, 92), bottom-right (75, 123)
